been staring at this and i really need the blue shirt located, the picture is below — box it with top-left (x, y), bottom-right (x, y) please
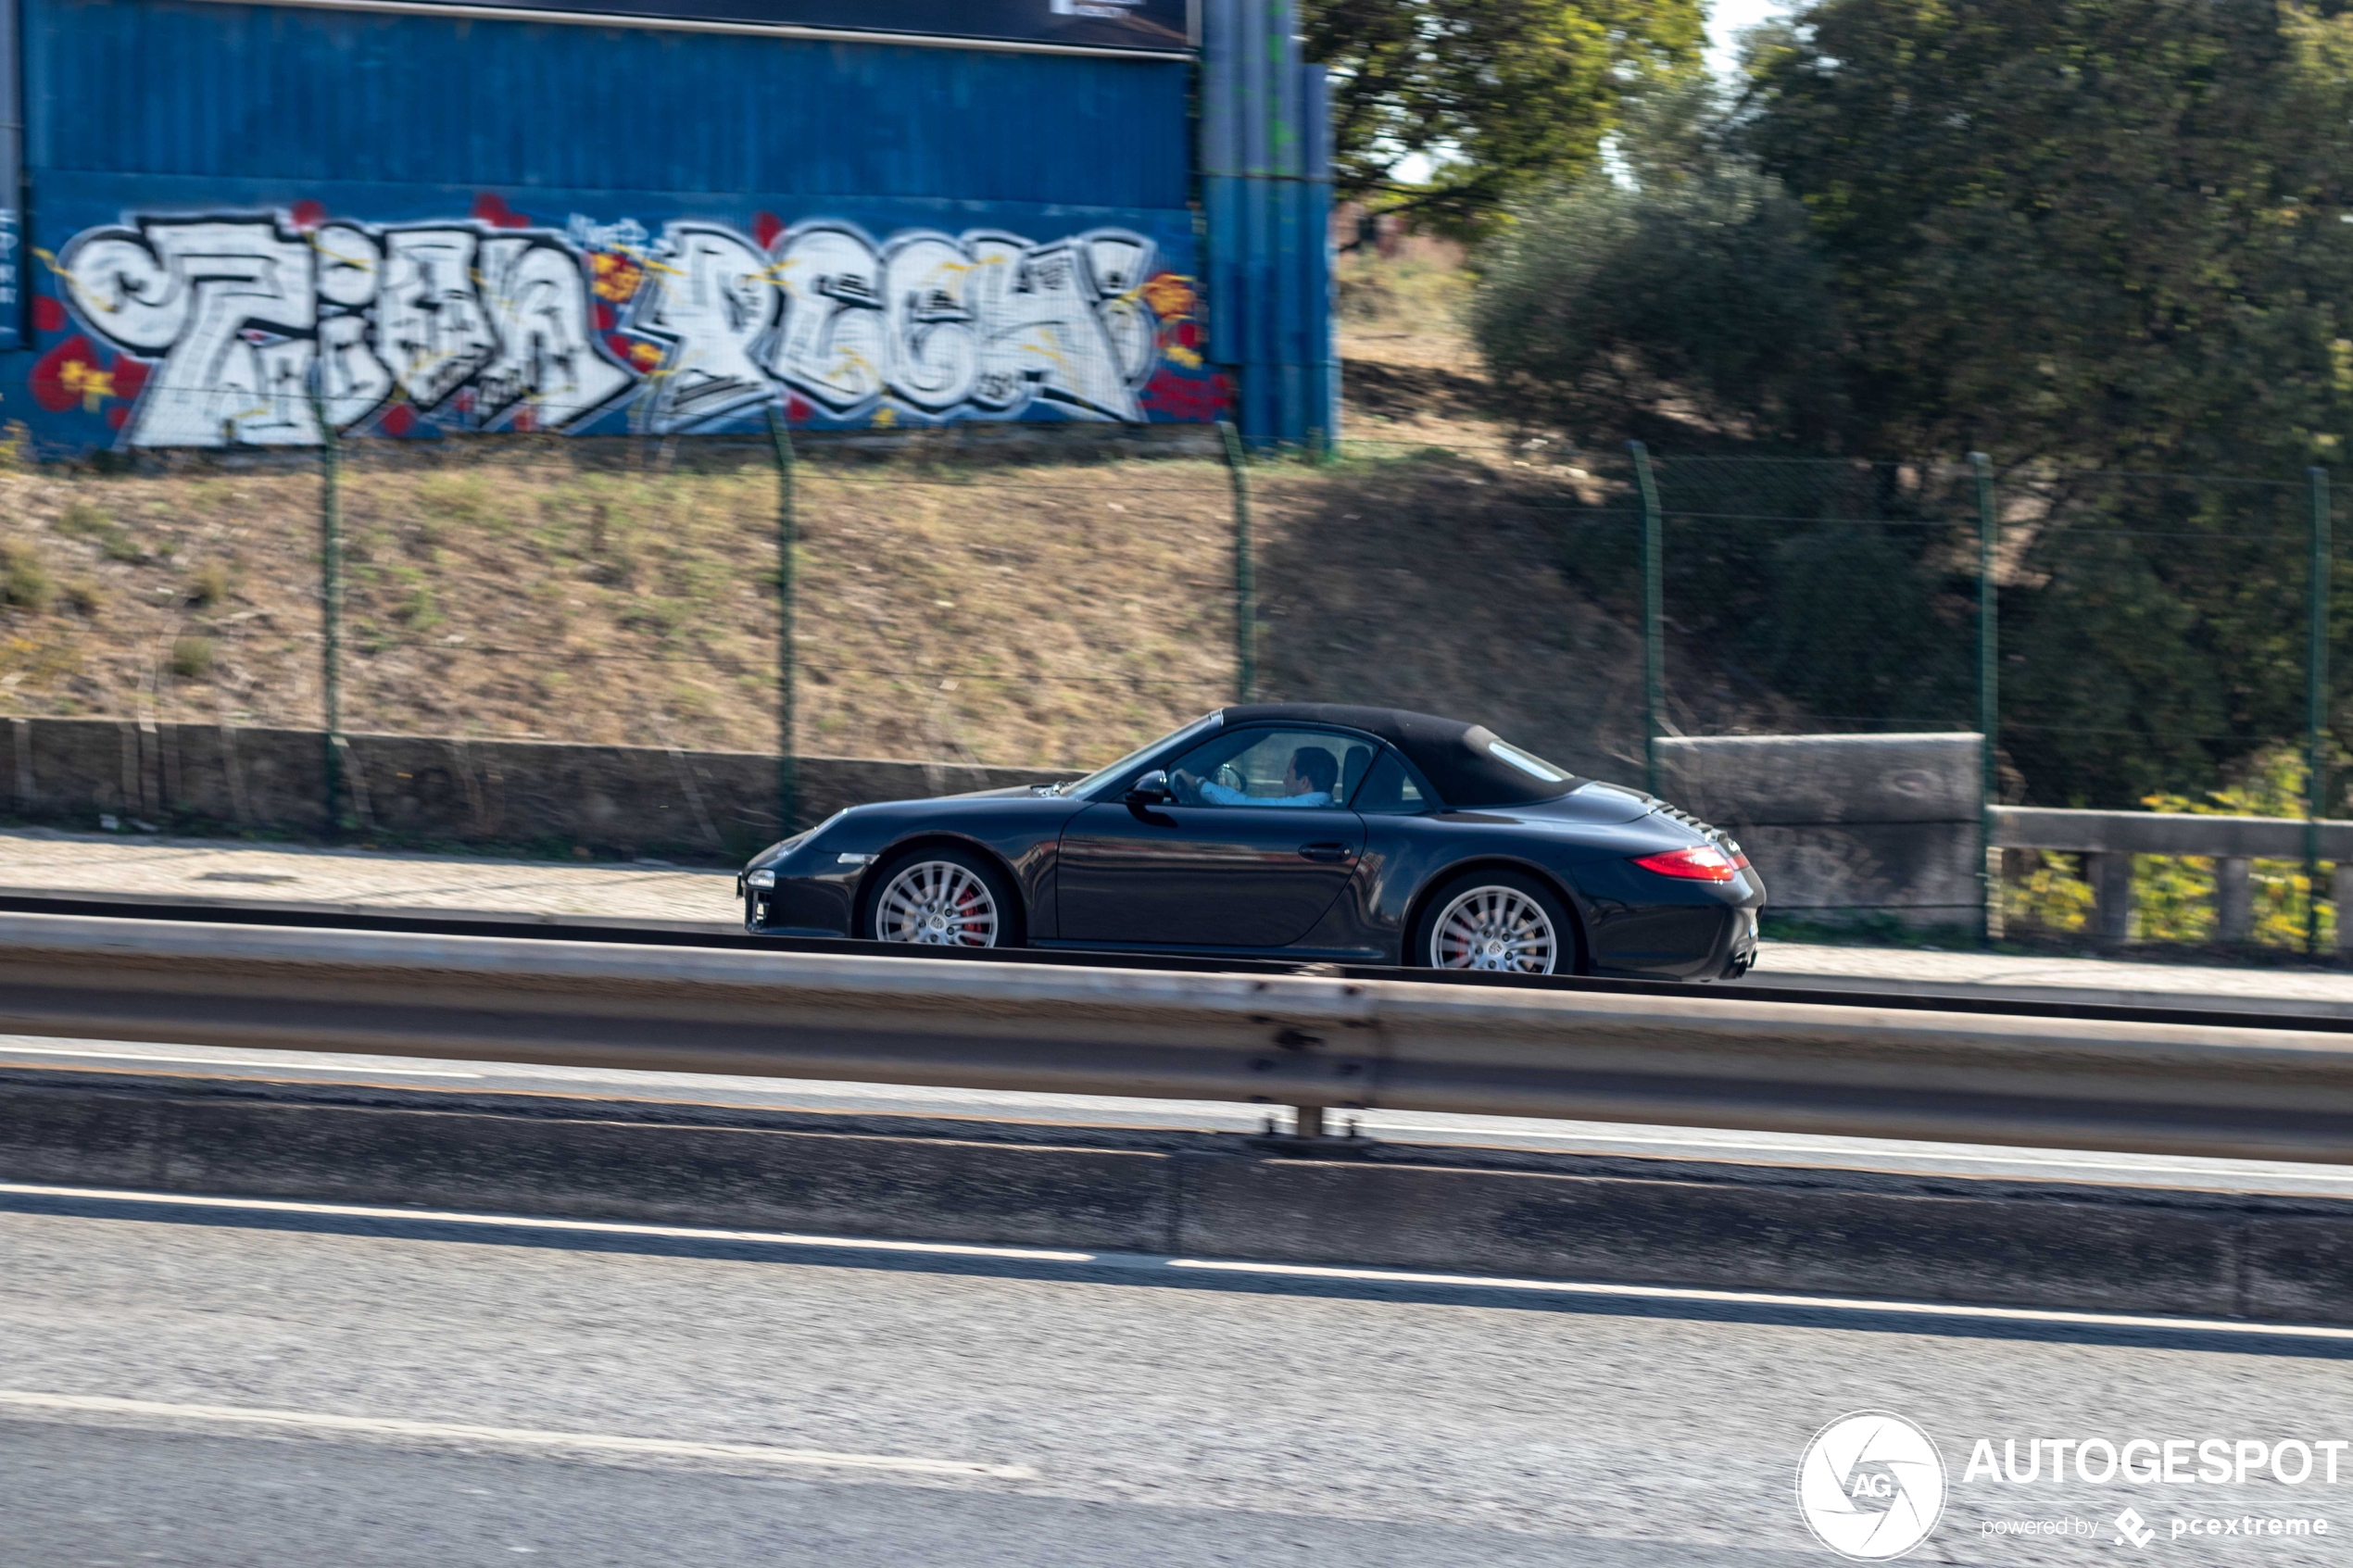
top-left (1197, 780), bottom-right (1331, 809)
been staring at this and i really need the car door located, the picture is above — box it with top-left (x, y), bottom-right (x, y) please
top-left (1057, 725), bottom-right (1371, 947)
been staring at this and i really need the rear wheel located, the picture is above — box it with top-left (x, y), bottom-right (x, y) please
top-left (863, 848), bottom-right (1020, 948)
top-left (1413, 870), bottom-right (1573, 975)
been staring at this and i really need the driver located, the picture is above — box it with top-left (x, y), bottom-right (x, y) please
top-left (1174, 746), bottom-right (1339, 808)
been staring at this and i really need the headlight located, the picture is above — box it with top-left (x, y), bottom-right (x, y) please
top-left (747, 869), bottom-right (776, 890)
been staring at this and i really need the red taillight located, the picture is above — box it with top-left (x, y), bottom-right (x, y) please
top-left (1631, 844), bottom-right (1740, 882)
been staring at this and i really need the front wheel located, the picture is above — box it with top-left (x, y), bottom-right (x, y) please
top-left (862, 848), bottom-right (1020, 948)
top-left (1413, 870), bottom-right (1574, 975)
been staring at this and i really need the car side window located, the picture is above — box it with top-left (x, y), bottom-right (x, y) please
top-left (1352, 750), bottom-right (1431, 815)
top-left (1166, 728), bottom-right (1361, 809)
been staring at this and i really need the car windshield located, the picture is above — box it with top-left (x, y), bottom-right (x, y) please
top-left (1058, 712), bottom-right (1223, 799)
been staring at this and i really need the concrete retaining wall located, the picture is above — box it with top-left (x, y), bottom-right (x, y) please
top-left (0, 716), bottom-right (1063, 859)
top-left (1658, 733), bottom-right (1982, 930)
top-left (5, 1065), bottom-right (2347, 1326)
top-left (5, 718), bottom-right (1988, 919)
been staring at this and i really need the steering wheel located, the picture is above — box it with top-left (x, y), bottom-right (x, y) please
top-left (1214, 762), bottom-right (1245, 793)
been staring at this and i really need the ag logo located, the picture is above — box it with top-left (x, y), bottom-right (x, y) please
top-left (1794, 1411), bottom-right (1947, 1561)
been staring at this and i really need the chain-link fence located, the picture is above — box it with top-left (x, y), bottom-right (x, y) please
top-left (1, 412), bottom-right (2347, 949)
top-left (1532, 446), bottom-right (2340, 949)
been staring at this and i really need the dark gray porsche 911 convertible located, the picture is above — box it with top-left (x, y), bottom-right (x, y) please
top-left (737, 703), bottom-right (1763, 980)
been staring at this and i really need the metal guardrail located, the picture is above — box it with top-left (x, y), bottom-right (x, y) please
top-left (4, 910), bottom-right (2353, 1163)
top-left (1992, 806), bottom-right (2353, 947)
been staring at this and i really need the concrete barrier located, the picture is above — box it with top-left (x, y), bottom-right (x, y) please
top-left (1657, 733), bottom-right (1982, 931)
top-left (0, 716), bottom-right (1063, 859)
top-left (4, 1064), bottom-right (2349, 1326)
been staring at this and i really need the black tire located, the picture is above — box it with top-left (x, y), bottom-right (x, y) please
top-left (861, 846), bottom-right (1024, 949)
top-left (1410, 868), bottom-right (1577, 975)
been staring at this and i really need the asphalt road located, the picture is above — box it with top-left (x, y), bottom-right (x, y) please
top-left (4, 1189), bottom-right (2351, 1566)
top-left (7, 1033), bottom-right (2353, 1198)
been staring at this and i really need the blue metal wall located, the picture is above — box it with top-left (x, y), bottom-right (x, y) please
top-left (1199, 0), bottom-right (1336, 448)
top-left (5, 0), bottom-right (1221, 447)
top-left (31, 0), bottom-right (1188, 207)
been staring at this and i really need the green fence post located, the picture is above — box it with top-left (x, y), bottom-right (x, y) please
top-left (1219, 420), bottom-right (1257, 702)
top-left (1973, 453), bottom-right (1999, 947)
top-left (1629, 441), bottom-right (1663, 797)
top-left (2309, 466), bottom-right (2332, 956)
top-left (766, 405), bottom-right (799, 839)
top-left (308, 388), bottom-right (344, 837)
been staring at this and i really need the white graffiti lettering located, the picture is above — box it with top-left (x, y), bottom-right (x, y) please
top-left (57, 207), bottom-right (1180, 445)
top-left (633, 224), bottom-right (781, 433)
top-left (475, 234), bottom-right (636, 429)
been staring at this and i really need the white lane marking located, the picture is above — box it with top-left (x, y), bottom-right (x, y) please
top-left (6, 1181), bottom-right (2348, 1344)
top-left (0, 1184), bottom-right (1098, 1263)
top-left (0, 1390), bottom-right (1035, 1479)
top-left (1353, 1119), bottom-right (2353, 1184)
top-left (1165, 1260), bottom-right (2353, 1342)
top-left (0, 1046), bottom-right (482, 1078)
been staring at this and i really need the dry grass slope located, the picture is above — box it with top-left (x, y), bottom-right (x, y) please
top-left (0, 252), bottom-right (1771, 783)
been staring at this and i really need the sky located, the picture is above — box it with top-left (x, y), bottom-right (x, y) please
top-left (1706, 0), bottom-right (1795, 78)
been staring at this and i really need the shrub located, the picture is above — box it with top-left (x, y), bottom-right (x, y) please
top-left (1469, 84), bottom-right (1841, 443)
top-left (169, 636), bottom-right (215, 680)
top-left (0, 540), bottom-right (54, 613)
top-left (187, 558), bottom-right (232, 608)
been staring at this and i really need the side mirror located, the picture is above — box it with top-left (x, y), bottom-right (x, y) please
top-left (1125, 770), bottom-right (1174, 806)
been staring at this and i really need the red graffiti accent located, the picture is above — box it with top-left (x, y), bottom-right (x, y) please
top-left (106, 406), bottom-right (130, 432)
top-left (753, 211), bottom-right (786, 251)
top-left (470, 193), bottom-right (532, 230)
top-left (1138, 368), bottom-right (1232, 423)
top-left (453, 388), bottom-right (476, 414)
top-left (31, 336), bottom-right (103, 412)
top-left (785, 394), bottom-right (813, 424)
top-left (289, 199), bottom-right (328, 232)
top-left (31, 295), bottom-right (66, 334)
top-left (110, 357), bottom-right (151, 399)
top-left (594, 301), bottom-right (616, 332)
top-left (1175, 320), bottom-right (1202, 351)
top-left (511, 406), bottom-right (538, 433)
top-left (380, 403), bottom-right (417, 437)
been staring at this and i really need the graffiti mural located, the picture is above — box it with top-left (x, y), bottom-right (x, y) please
top-left (42, 201), bottom-right (1222, 445)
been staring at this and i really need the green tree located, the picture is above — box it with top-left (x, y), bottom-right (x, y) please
top-left (1469, 3), bottom-right (2353, 808)
top-left (1469, 82), bottom-right (1842, 441)
top-left (1744, 0), bottom-right (2353, 471)
top-left (1302, 0), bottom-right (1705, 232)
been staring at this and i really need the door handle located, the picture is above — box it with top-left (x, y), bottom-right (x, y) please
top-left (1298, 842), bottom-right (1354, 863)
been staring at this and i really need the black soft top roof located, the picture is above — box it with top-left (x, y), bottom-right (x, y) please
top-left (1216, 703), bottom-right (1587, 809)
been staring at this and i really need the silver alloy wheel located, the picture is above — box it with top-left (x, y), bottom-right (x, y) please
top-left (875, 859), bottom-right (1001, 947)
top-left (1428, 884), bottom-right (1558, 973)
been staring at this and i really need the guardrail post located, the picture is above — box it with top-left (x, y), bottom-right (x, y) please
top-left (1219, 420), bottom-right (1257, 703)
top-left (1292, 1105), bottom-right (1324, 1139)
top-left (2216, 857), bottom-right (2254, 945)
top-left (306, 383), bottom-right (345, 839)
top-left (767, 406), bottom-right (799, 837)
top-left (2337, 862), bottom-right (2353, 957)
top-left (1630, 441), bottom-right (1664, 797)
top-left (1972, 452), bottom-right (1999, 945)
top-left (2309, 466), bottom-right (2331, 956)
top-left (2085, 851), bottom-right (2133, 945)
